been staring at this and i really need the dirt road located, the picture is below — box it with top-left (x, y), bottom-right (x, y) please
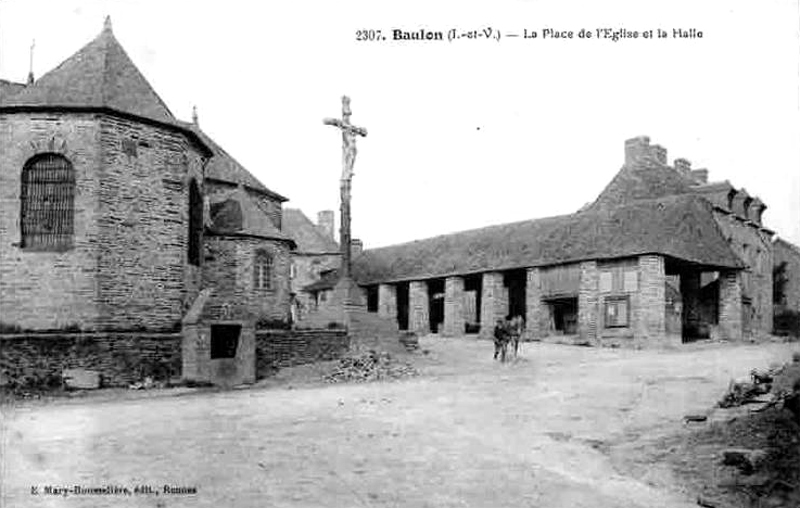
top-left (2, 338), bottom-right (797, 507)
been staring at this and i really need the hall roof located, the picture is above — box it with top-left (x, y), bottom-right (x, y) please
top-left (306, 192), bottom-right (743, 290)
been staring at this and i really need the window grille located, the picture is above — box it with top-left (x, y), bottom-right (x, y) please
top-left (254, 250), bottom-right (273, 291)
top-left (20, 154), bottom-right (75, 251)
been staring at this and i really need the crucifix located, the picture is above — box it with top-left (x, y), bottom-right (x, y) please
top-left (323, 96), bottom-right (368, 282)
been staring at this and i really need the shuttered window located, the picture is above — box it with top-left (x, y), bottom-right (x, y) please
top-left (20, 154), bottom-right (75, 251)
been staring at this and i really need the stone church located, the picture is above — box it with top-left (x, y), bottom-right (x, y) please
top-left (0, 19), bottom-right (297, 386)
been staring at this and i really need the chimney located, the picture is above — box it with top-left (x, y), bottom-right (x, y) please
top-left (624, 136), bottom-right (668, 166)
top-left (351, 239), bottom-right (363, 257)
top-left (192, 105), bottom-right (199, 126)
top-left (674, 158), bottom-right (691, 177)
top-left (317, 210), bottom-right (335, 240)
top-left (690, 169), bottom-right (708, 184)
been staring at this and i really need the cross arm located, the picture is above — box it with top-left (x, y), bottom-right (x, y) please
top-left (323, 118), bottom-right (368, 137)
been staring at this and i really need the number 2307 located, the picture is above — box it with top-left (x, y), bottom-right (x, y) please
top-left (356, 30), bottom-right (384, 41)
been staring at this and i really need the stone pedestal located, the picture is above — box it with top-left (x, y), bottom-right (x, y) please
top-left (636, 255), bottom-right (666, 341)
top-left (409, 281), bottom-right (430, 334)
top-left (378, 284), bottom-right (398, 320)
top-left (443, 276), bottom-right (465, 337)
top-left (480, 272), bottom-right (508, 338)
top-left (719, 270), bottom-right (743, 341)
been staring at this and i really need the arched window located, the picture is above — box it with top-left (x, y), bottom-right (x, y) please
top-left (188, 178), bottom-right (202, 266)
top-left (254, 250), bottom-right (273, 291)
top-left (20, 153), bottom-right (75, 251)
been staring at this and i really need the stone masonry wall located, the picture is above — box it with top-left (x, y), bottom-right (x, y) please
top-left (443, 276), bottom-right (465, 337)
top-left (634, 255), bottom-right (668, 343)
top-left (713, 209), bottom-right (773, 336)
top-left (290, 253), bottom-right (340, 321)
top-left (525, 267), bottom-right (548, 340)
top-left (0, 113), bottom-right (101, 330)
top-left (378, 284), bottom-right (398, 321)
top-left (0, 332), bottom-right (181, 390)
top-left (202, 236), bottom-right (292, 325)
top-left (255, 329), bottom-right (349, 378)
top-left (409, 281), bottom-right (430, 334)
top-left (96, 114), bottom-right (205, 331)
top-left (774, 239), bottom-right (800, 313)
top-left (719, 269), bottom-right (743, 340)
top-left (480, 272), bottom-right (507, 338)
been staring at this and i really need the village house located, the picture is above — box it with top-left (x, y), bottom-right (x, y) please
top-left (0, 18), bottom-right (317, 387)
top-left (307, 136), bottom-right (799, 346)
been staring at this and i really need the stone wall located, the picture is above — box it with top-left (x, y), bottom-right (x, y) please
top-left (443, 276), bottom-right (465, 337)
top-left (0, 111), bottom-right (206, 332)
top-left (202, 236), bottom-right (292, 325)
top-left (290, 253), bottom-right (340, 321)
top-left (255, 329), bottom-right (349, 378)
top-left (409, 281), bottom-right (430, 334)
top-left (713, 209), bottom-right (773, 336)
top-left (0, 332), bottom-right (181, 390)
top-left (96, 114), bottom-right (205, 330)
top-left (633, 255), bottom-right (668, 343)
top-left (0, 113), bottom-right (102, 330)
top-left (775, 238), bottom-right (800, 314)
top-left (480, 272), bottom-right (507, 338)
top-left (719, 269), bottom-right (743, 340)
top-left (378, 284), bottom-right (398, 320)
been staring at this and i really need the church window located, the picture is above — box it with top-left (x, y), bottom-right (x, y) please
top-left (188, 179), bottom-right (202, 266)
top-left (20, 153), bottom-right (75, 251)
top-left (254, 250), bottom-right (273, 291)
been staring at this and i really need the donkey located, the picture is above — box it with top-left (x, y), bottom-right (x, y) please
top-left (507, 316), bottom-right (525, 359)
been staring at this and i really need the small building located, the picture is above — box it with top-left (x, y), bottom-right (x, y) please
top-left (282, 208), bottom-right (341, 322)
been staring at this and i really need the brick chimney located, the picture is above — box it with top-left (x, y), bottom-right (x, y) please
top-left (624, 136), bottom-right (668, 167)
top-left (317, 210), bottom-right (335, 240)
top-left (690, 169), bottom-right (708, 184)
top-left (674, 158), bottom-right (691, 177)
top-left (351, 238), bottom-right (363, 257)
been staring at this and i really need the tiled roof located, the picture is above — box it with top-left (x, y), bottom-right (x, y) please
top-left (283, 208), bottom-right (339, 254)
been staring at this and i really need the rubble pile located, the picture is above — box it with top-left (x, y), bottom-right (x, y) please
top-left (324, 350), bottom-right (418, 384)
top-left (718, 367), bottom-right (779, 409)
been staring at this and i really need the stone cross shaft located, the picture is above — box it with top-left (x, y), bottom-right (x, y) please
top-left (323, 96), bottom-right (367, 280)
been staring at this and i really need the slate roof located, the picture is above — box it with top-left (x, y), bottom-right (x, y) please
top-left (304, 193), bottom-right (743, 291)
top-left (208, 187), bottom-right (294, 245)
top-left (590, 163), bottom-right (696, 210)
top-left (185, 124), bottom-right (287, 201)
top-left (283, 208), bottom-right (340, 254)
top-left (0, 18), bottom-right (210, 156)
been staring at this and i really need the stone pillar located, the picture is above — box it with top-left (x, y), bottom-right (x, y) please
top-left (578, 261), bottom-right (599, 344)
top-left (636, 255), bottom-right (666, 341)
top-left (719, 269), bottom-right (743, 341)
top-left (525, 267), bottom-right (548, 340)
top-left (443, 276), bottom-right (465, 337)
top-left (480, 272), bottom-right (508, 338)
top-left (409, 281), bottom-right (430, 335)
top-left (680, 271), bottom-right (701, 338)
top-left (378, 283), bottom-right (397, 321)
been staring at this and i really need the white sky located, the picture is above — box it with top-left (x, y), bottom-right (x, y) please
top-left (2, 0), bottom-right (799, 248)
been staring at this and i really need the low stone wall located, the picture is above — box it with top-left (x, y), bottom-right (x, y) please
top-left (0, 332), bottom-right (181, 390)
top-left (255, 329), bottom-right (349, 378)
